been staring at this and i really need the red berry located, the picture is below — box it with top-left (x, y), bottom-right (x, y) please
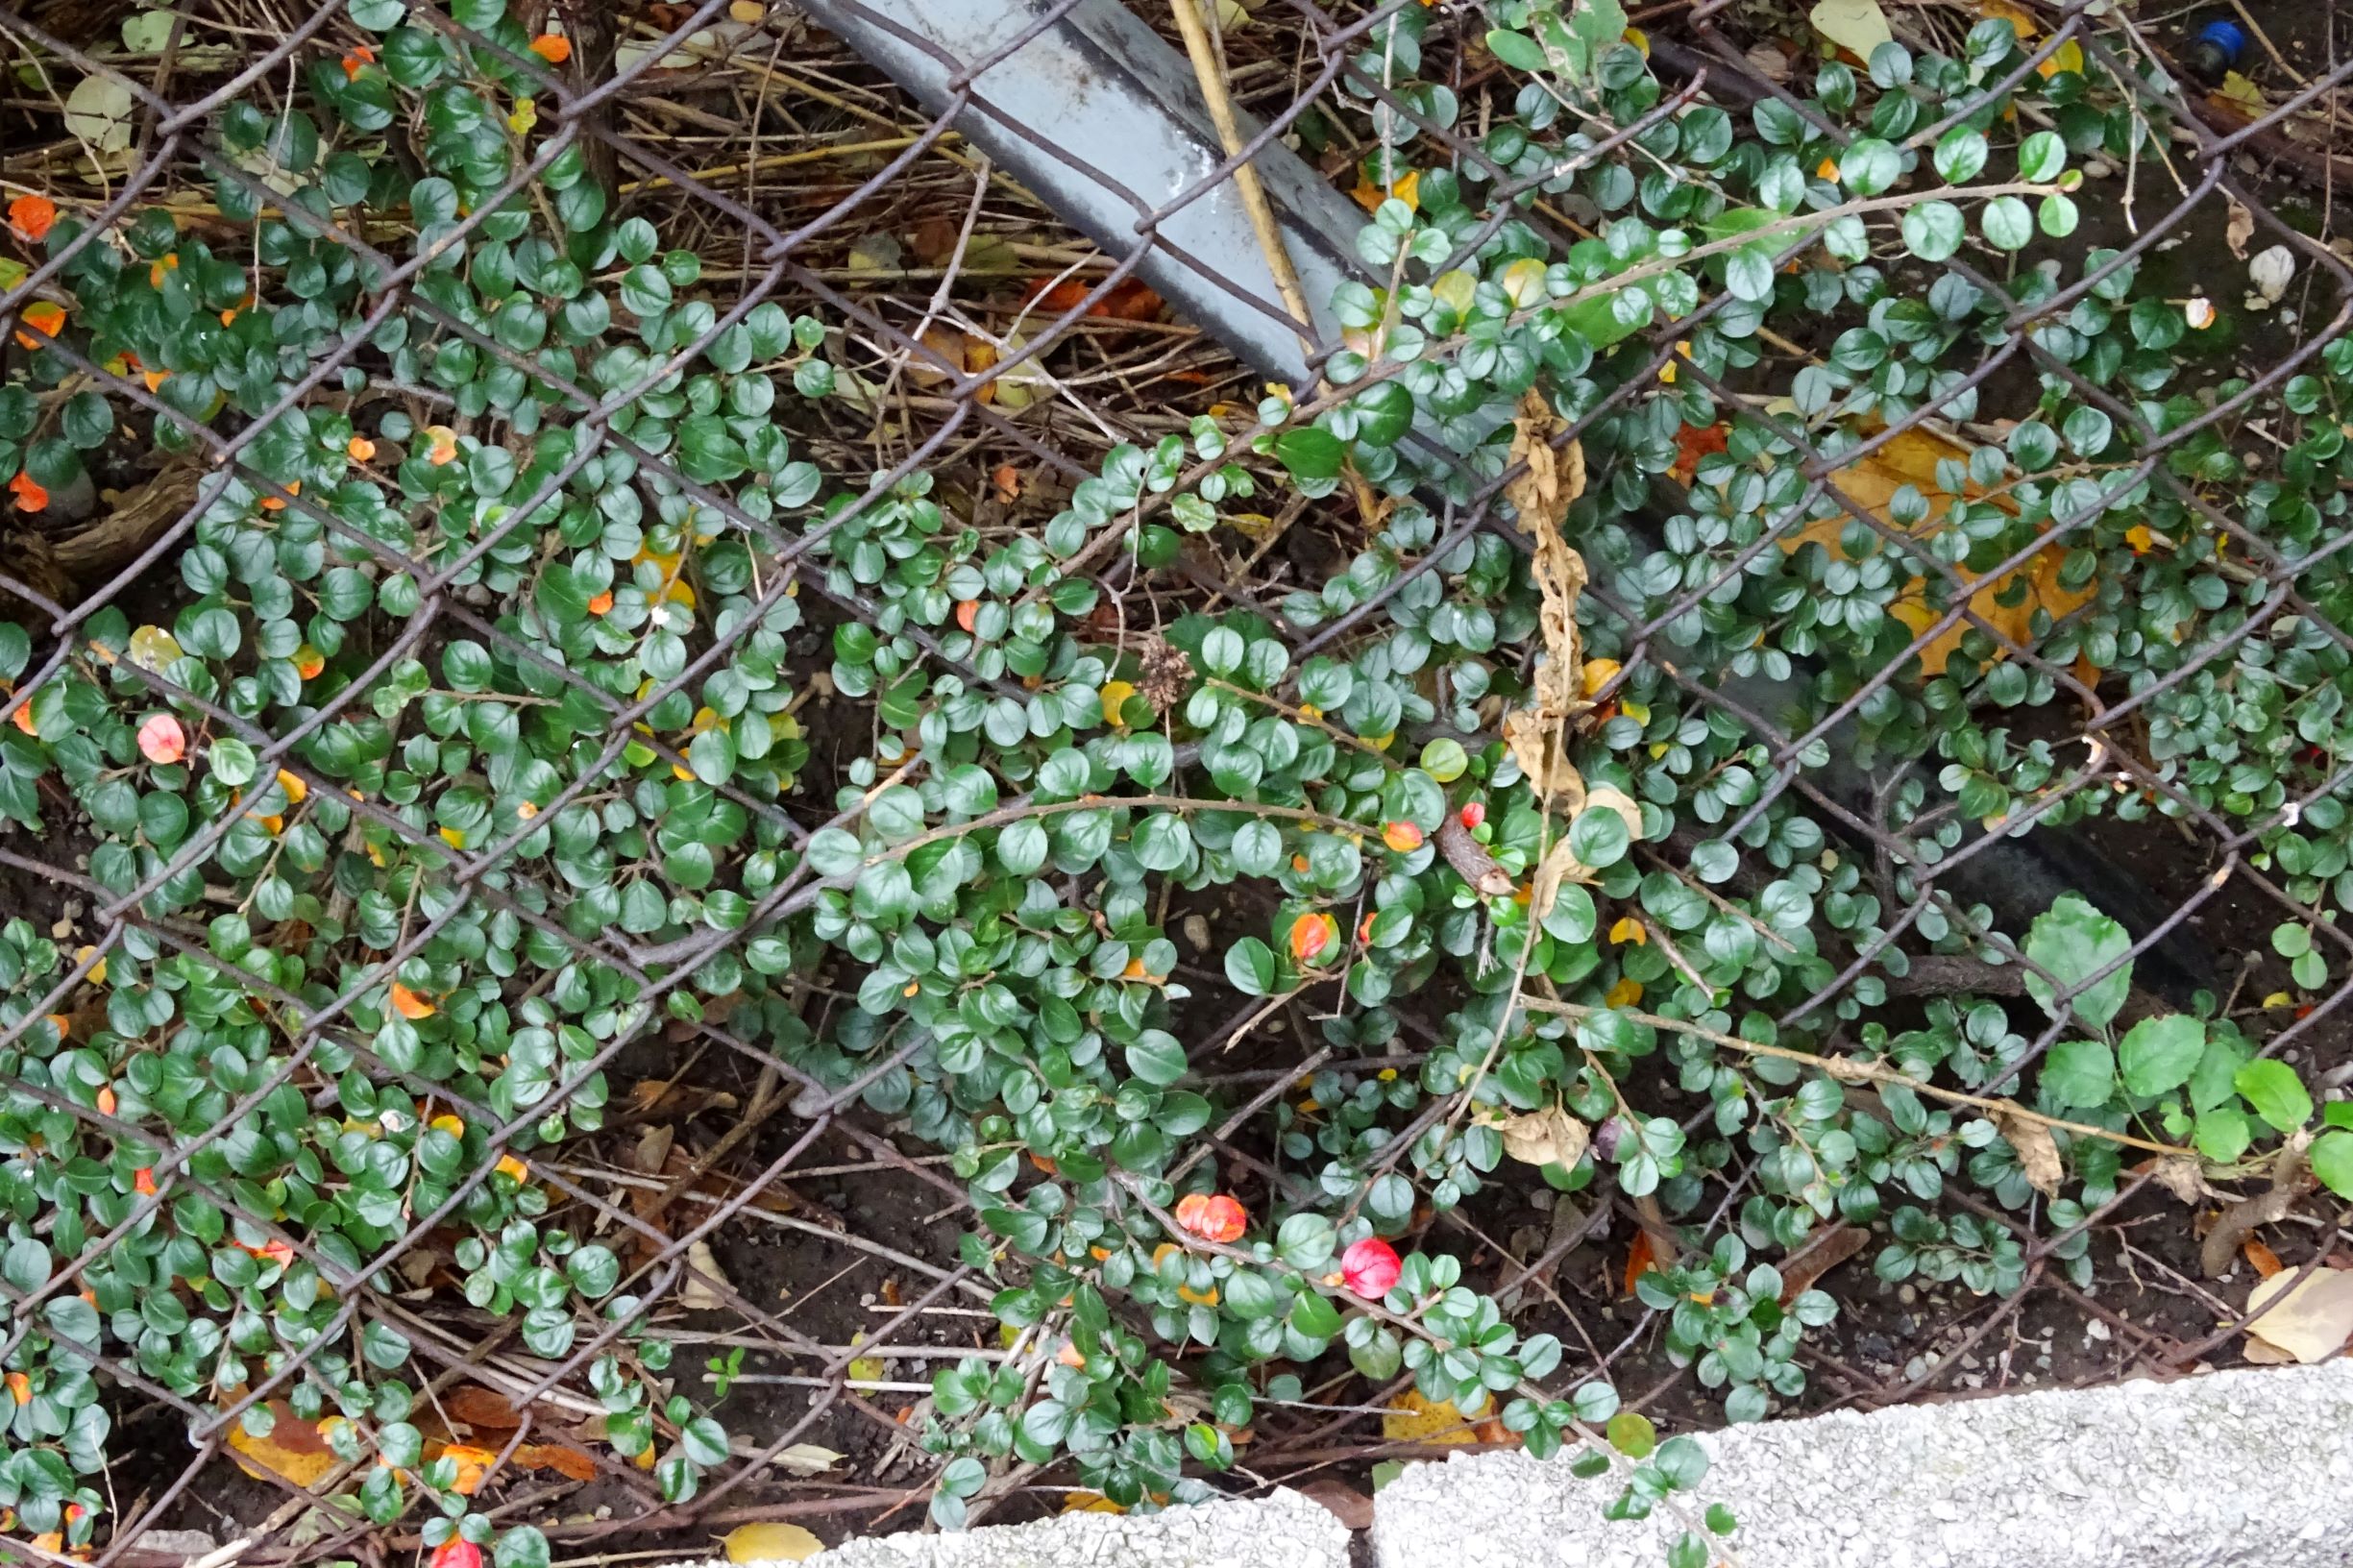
top-left (1339, 1236), bottom-right (1402, 1297)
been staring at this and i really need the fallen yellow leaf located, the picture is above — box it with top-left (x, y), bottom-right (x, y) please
top-left (1788, 426), bottom-right (2093, 676)
top-left (846, 1333), bottom-right (886, 1386)
top-left (1382, 1388), bottom-right (1477, 1444)
top-left (722, 1523), bottom-right (823, 1563)
top-left (2218, 70), bottom-right (2267, 113)
top-left (2242, 1268), bottom-right (2353, 1363)
top-left (226, 1404), bottom-right (340, 1489)
top-left (1809, 0), bottom-right (1891, 60)
top-left (1975, 0), bottom-right (2038, 39)
top-left (440, 1442), bottom-right (497, 1495)
top-left (1350, 168), bottom-right (1419, 214)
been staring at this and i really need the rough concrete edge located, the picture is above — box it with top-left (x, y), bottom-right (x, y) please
top-left (1368, 1359), bottom-right (2353, 1568)
top-left (674, 1484), bottom-right (1350, 1568)
top-left (651, 1362), bottom-right (2353, 1568)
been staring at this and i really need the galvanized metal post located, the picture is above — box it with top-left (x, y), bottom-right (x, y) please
top-left (796, 0), bottom-right (1369, 389)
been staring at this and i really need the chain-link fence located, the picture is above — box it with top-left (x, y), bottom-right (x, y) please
top-left (1, 0), bottom-right (2349, 1560)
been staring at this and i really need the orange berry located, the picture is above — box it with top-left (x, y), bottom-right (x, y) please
top-left (1174, 1192), bottom-right (1248, 1244)
top-left (133, 1166), bottom-right (157, 1196)
top-left (6, 1373), bottom-right (29, 1405)
top-left (1288, 912), bottom-right (1337, 966)
top-left (529, 33), bottom-right (571, 61)
top-left (7, 470), bottom-right (46, 513)
top-left (15, 301), bottom-right (65, 350)
top-left (388, 982), bottom-right (435, 1020)
top-left (8, 194), bottom-right (57, 243)
top-left (136, 712), bottom-right (186, 764)
top-left (95, 1087), bottom-right (115, 1116)
top-left (587, 591), bottom-right (614, 615)
top-left (1381, 820), bottom-right (1424, 852)
top-left (956, 600), bottom-right (979, 633)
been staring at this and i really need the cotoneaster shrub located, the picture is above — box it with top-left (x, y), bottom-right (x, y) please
top-left (2, 2), bottom-right (2351, 1565)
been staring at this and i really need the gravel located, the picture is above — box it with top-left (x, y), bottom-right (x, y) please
top-left (1370, 1360), bottom-right (2353, 1568)
top-left (691, 1486), bottom-right (1349, 1568)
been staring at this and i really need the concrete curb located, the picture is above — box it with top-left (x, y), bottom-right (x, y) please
top-left (697, 1484), bottom-right (1350, 1568)
top-left (695, 1361), bottom-right (2353, 1568)
top-left (1370, 1360), bottom-right (2353, 1568)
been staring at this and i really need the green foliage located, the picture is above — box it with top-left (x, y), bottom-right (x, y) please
top-left (0, 2), bottom-right (2348, 1562)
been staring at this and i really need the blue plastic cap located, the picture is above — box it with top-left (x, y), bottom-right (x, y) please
top-left (2194, 19), bottom-right (2248, 61)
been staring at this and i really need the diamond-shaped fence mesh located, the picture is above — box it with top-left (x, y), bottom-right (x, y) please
top-left (0, 0), bottom-right (2348, 1559)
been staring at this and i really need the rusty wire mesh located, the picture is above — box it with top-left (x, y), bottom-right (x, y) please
top-left (1, 0), bottom-right (2350, 1558)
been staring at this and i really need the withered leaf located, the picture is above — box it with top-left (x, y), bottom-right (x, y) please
top-left (1998, 1111), bottom-right (2065, 1198)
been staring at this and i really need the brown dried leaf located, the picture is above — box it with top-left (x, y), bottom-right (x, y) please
top-left (1488, 1105), bottom-right (1589, 1169)
top-left (1777, 1224), bottom-right (1869, 1305)
top-left (679, 1237), bottom-right (734, 1311)
top-left (2148, 1154), bottom-right (2213, 1206)
top-left (1998, 1111), bottom-right (2064, 1198)
top-left (1294, 1480), bottom-right (1374, 1531)
top-left (2225, 198), bottom-right (2256, 261)
top-left (444, 1386), bottom-right (524, 1432)
top-left (1501, 391), bottom-right (1590, 806)
top-left (626, 1080), bottom-right (738, 1118)
top-left (770, 1443), bottom-right (846, 1477)
top-left (515, 1442), bottom-right (600, 1482)
top-left (1743, 41), bottom-right (1792, 82)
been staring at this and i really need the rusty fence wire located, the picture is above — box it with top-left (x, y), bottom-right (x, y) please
top-left (0, 0), bottom-right (2350, 1559)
